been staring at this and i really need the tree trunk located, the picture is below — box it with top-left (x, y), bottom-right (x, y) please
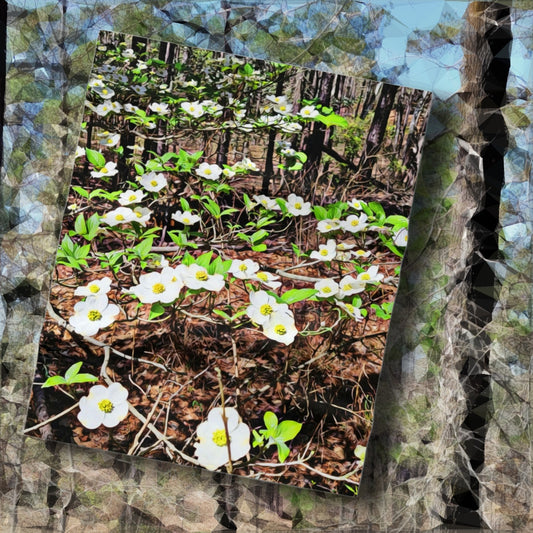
top-left (357, 83), bottom-right (398, 183)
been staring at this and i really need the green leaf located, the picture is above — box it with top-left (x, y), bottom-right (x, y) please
top-left (276, 441), bottom-right (291, 462)
top-left (196, 251), bottom-right (213, 268)
top-left (72, 186), bottom-right (89, 199)
top-left (275, 420), bottom-right (302, 442)
top-left (134, 163), bottom-right (144, 175)
top-left (41, 375), bottom-right (67, 388)
top-left (149, 302), bottom-right (166, 320)
top-left (384, 215), bottom-right (408, 227)
top-left (368, 201), bottom-right (386, 222)
top-left (252, 429), bottom-right (264, 447)
top-left (133, 236), bottom-right (154, 259)
top-left (74, 213), bottom-right (87, 236)
top-left (180, 197), bottom-right (191, 211)
top-left (263, 411), bottom-right (278, 431)
top-left (213, 309), bottom-right (231, 321)
top-left (313, 205), bottom-right (327, 221)
top-left (280, 288), bottom-right (317, 304)
top-left (315, 113), bottom-right (348, 128)
top-left (85, 148), bottom-right (106, 169)
top-left (251, 243), bottom-right (267, 252)
top-left (251, 229), bottom-right (268, 244)
top-left (64, 361), bottom-right (82, 382)
top-left (71, 373), bottom-right (99, 384)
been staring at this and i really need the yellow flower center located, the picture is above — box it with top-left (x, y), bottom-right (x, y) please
top-left (322, 287), bottom-right (332, 294)
top-left (355, 250), bottom-right (365, 256)
top-left (212, 429), bottom-right (228, 447)
top-left (183, 217), bottom-right (190, 224)
top-left (128, 194), bottom-right (137, 201)
top-left (152, 283), bottom-right (165, 294)
top-left (325, 224), bottom-right (332, 230)
top-left (204, 168), bottom-right (212, 175)
top-left (345, 304), bottom-right (354, 313)
top-left (135, 212), bottom-right (142, 218)
top-left (342, 284), bottom-right (352, 291)
top-left (237, 263), bottom-right (247, 272)
top-left (89, 285), bottom-right (100, 293)
top-left (256, 272), bottom-right (268, 281)
top-left (360, 273), bottom-right (370, 280)
top-left (101, 167), bottom-right (108, 173)
top-left (351, 218), bottom-right (359, 226)
top-left (87, 310), bottom-right (102, 321)
top-left (294, 202), bottom-right (302, 209)
top-left (189, 106), bottom-right (195, 112)
top-left (107, 139), bottom-right (113, 144)
top-left (102, 89), bottom-right (108, 94)
top-left (115, 214), bottom-right (125, 221)
top-left (171, 276), bottom-right (177, 282)
top-left (279, 106), bottom-right (286, 111)
top-left (195, 270), bottom-right (208, 281)
top-left (274, 325), bottom-right (287, 335)
top-left (150, 180), bottom-right (158, 187)
top-left (320, 249), bottom-right (329, 256)
top-left (260, 304), bottom-right (273, 316)
top-left (102, 106), bottom-right (108, 111)
top-left (98, 399), bottom-right (114, 413)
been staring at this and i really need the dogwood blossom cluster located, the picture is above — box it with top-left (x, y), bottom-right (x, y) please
top-left (246, 290), bottom-right (298, 345)
top-left (68, 281), bottom-right (119, 337)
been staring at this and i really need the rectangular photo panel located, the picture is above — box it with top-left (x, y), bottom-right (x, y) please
top-left (25, 31), bottom-right (432, 496)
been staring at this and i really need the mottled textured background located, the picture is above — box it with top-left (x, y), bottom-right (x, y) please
top-left (1, 1), bottom-right (532, 531)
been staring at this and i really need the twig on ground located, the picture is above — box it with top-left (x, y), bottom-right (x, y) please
top-left (128, 392), bottom-right (163, 455)
top-left (24, 402), bottom-right (80, 434)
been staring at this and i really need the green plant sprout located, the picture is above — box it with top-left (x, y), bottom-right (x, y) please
top-left (41, 362), bottom-right (98, 388)
top-left (252, 411), bottom-right (302, 462)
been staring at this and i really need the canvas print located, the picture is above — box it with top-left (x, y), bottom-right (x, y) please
top-left (25, 31), bottom-right (431, 495)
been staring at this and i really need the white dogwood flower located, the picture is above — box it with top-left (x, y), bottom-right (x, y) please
top-left (310, 239), bottom-right (337, 261)
top-left (149, 102), bottom-right (170, 115)
top-left (336, 301), bottom-right (364, 321)
top-left (132, 207), bottom-right (152, 226)
top-left (252, 270), bottom-right (281, 290)
top-left (194, 407), bottom-right (251, 471)
top-left (314, 279), bottom-right (339, 298)
top-left (348, 198), bottom-right (366, 210)
top-left (246, 290), bottom-right (290, 325)
top-left (337, 275), bottom-right (366, 297)
top-left (128, 267), bottom-right (183, 304)
top-left (118, 189), bottom-right (146, 206)
top-left (195, 162), bottom-right (223, 180)
top-left (393, 227), bottom-right (408, 247)
top-left (317, 218), bottom-right (342, 233)
top-left (140, 171), bottom-right (167, 192)
top-left (299, 105), bottom-right (319, 118)
top-left (253, 194), bottom-right (280, 211)
top-left (286, 193), bottom-right (311, 216)
top-left (69, 294), bottom-right (119, 337)
top-left (171, 210), bottom-right (201, 226)
top-left (74, 277), bottom-right (112, 297)
top-left (77, 382), bottom-right (129, 429)
top-left (177, 264), bottom-right (225, 292)
top-left (100, 207), bottom-right (136, 226)
top-left (357, 265), bottom-right (383, 284)
top-left (229, 259), bottom-right (260, 280)
top-left (262, 311), bottom-right (298, 345)
top-left (181, 101), bottom-right (205, 118)
top-left (91, 161), bottom-right (118, 178)
top-left (342, 214), bottom-right (368, 233)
